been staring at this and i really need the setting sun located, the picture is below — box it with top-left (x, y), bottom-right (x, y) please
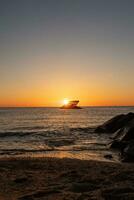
top-left (63, 99), bottom-right (69, 105)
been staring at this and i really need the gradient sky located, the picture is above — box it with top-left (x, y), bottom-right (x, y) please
top-left (0, 0), bottom-right (134, 106)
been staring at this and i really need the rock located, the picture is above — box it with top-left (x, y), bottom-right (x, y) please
top-left (95, 112), bottom-right (134, 162)
top-left (111, 128), bottom-right (124, 140)
top-left (109, 140), bottom-right (127, 150)
top-left (121, 141), bottom-right (134, 162)
top-left (119, 127), bottom-right (134, 141)
top-left (109, 120), bottom-right (134, 150)
top-left (95, 112), bottom-right (134, 133)
top-left (104, 154), bottom-right (113, 160)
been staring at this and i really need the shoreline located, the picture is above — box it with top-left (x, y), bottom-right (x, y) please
top-left (0, 157), bottom-right (134, 199)
top-left (0, 148), bottom-right (120, 163)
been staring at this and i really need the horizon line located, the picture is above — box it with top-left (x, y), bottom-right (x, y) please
top-left (0, 105), bottom-right (134, 108)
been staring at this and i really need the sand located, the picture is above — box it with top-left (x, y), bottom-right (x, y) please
top-left (0, 157), bottom-right (134, 200)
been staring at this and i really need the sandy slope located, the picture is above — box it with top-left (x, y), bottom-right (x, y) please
top-left (0, 157), bottom-right (134, 200)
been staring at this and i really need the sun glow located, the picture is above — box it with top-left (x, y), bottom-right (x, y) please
top-left (63, 99), bottom-right (69, 105)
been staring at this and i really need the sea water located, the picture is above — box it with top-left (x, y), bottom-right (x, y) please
top-left (0, 107), bottom-right (134, 161)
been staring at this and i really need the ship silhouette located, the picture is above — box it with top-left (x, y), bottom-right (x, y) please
top-left (61, 100), bottom-right (82, 109)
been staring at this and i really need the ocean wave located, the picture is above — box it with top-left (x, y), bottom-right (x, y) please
top-left (0, 147), bottom-right (107, 155)
top-left (46, 138), bottom-right (75, 147)
top-left (70, 127), bottom-right (95, 133)
top-left (0, 149), bottom-right (51, 156)
top-left (0, 127), bottom-right (95, 138)
top-left (10, 126), bottom-right (47, 131)
top-left (0, 131), bottom-right (37, 138)
top-left (0, 131), bottom-right (62, 138)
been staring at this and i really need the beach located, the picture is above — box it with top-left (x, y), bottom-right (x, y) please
top-left (1, 108), bottom-right (134, 199)
top-left (0, 157), bottom-right (134, 200)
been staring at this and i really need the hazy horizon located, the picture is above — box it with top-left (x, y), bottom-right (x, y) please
top-left (1, 0), bottom-right (134, 107)
top-left (0, 105), bottom-right (134, 108)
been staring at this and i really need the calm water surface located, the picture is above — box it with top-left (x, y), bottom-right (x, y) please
top-left (0, 107), bottom-right (134, 161)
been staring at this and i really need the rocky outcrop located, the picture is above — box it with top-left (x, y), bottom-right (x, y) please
top-left (95, 112), bottom-right (134, 133)
top-left (121, 141), bottom-right (134, 162)
top-left (113, 123), bottom-right (134, 142)
top-left (95, 112), bottom-right (134, 162)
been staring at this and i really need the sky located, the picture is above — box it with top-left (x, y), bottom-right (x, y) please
top-left (0, 0), bottom-right (134, 107)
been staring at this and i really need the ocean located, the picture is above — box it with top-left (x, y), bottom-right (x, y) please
top-left (0, 106), bottom-right (134, 161)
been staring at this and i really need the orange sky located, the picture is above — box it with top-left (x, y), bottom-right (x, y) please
top-left (1, 54), bottom-right (134, 107)
top-left (1, 80), bottom-right (134, 107)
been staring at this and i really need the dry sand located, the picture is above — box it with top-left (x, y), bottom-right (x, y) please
top-left (0, 157), bottom-right (134, 200)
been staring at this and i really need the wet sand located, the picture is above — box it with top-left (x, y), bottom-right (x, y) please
top-left (0, 157), bottom-right (134, 200)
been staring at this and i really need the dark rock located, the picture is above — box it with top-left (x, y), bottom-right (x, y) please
top-left (121, 141), bottom-right (134, 162)
top-left (109, 140), bottom-right (127, 150)
top-left (111, 128), bottom-right (124, 140)
top-left (96, 112), bottom-right (134, 162)
top-left (95, 112), bottom-right (134, 133)
top-left (109, 120), bottom-right (134, 150)
top-left (104, 154), bottom-right (113, 160)
top-left (113, 120), bottom-right (134, 141)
